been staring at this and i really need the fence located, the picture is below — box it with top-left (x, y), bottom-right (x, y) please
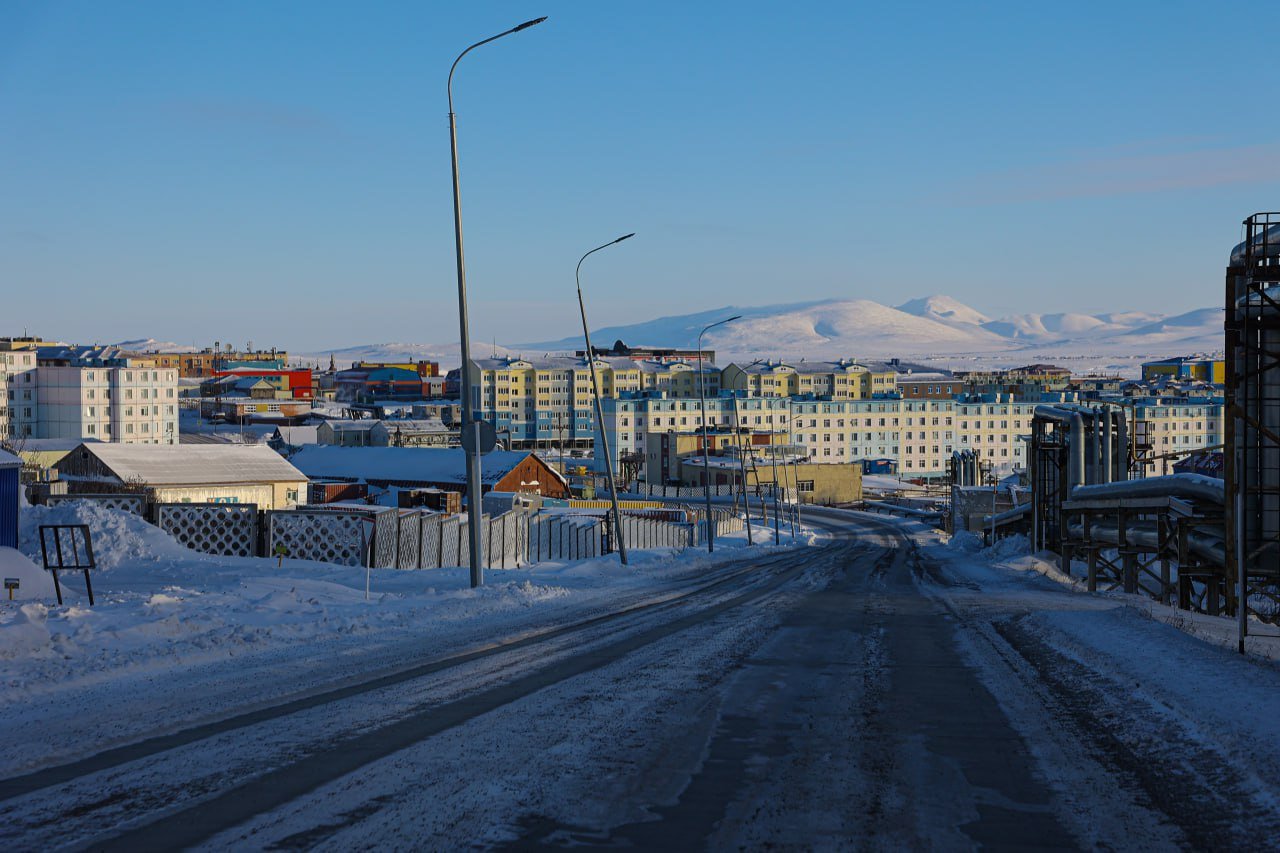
top-left (47, 493), bottom-right (147, 516)
top-left (46, 493), bottom-right (748, 573)
top-left (155, 503), bottom-right (259, 557)
top-left (527, 515), bottom-right (602, 563)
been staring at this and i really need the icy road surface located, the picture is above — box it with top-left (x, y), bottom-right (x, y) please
top-left (3, 509), bottom-right (1280, 850)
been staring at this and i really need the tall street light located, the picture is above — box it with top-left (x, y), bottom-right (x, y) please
top-left (448, 16), bottom-right (546, 589)
top-left (697, 315), bottom-right (740, 552)
top-left (577, 234), bottom-right (634, 565)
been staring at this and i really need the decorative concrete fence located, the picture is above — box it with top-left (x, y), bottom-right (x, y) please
top-left (47, 494), bottom-right (147, 516)
top-left (156, 503), bottom-right (259, 557)
top-left (527, 515), bottom-right (603, 563)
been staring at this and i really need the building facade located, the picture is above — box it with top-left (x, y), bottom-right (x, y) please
top-left (35, 347), bottom-right (179, 445)
top-left (0, 346), bottom-right (38, 440)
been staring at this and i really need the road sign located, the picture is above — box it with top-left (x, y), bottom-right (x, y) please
top-left (460, 420), bottom-right (498, 455)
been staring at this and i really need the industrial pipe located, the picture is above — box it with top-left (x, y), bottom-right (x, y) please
top-left (1070, 473), bottom-right (1225, 505)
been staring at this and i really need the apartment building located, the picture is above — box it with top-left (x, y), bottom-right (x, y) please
top-left (1130, 398), bottom-right (1224, 475)
top-left (0, 347), bottom-right (38, 440)
top-left (952, 398), bottom-right (1038, 472)
top-left (722, 359), bottom-right (896, 399)
top-left (470, 356), bottom-right (719, 451)
top-left (36, 347), bottom-right (179, 445)
top-left (599, 393), bottom-right (791, 477)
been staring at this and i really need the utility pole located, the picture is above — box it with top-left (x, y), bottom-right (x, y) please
top-left (576, 235), bottom-right (634, 565)
top-left (447, 16), bottom-right (547, 588)
top-left (696, 316), bottom-right (740, 552)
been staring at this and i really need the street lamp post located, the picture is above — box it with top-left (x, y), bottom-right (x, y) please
top-left (447, 16), bottom-right (546, 589)
top-left (697, 316), bottom-right (740, 552)
top-left (577, 235), bottom-right (634, 565)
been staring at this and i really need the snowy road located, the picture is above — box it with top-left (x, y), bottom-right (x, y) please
top-left (4, 510), bottom-right (1280, 850)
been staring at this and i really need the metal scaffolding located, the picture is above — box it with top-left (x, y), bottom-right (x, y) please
top-left (1225, 212), bottom-right (1280, 622)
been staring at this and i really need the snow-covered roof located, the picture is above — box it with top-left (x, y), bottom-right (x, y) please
top-left (274, 426), bottom-right (319, 446)
top-left (289, 446), bottom-right (537, 486)
top-left (81, 444), bottom-right (307, 485)
top-left (0, 448), bottom-right (20, 467)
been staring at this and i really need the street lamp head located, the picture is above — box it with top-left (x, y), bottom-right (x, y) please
top-left (512, 16), bottom-right (548, 32)
top-left (614, 233), bottom-right (636, 244)
top-left (725, 314), bottom-right (743, 323)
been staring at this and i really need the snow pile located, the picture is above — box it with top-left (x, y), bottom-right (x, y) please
top-left (19, 500), bottom-right (193, 571)
top-left (0, 547), bottom-right (56, 600)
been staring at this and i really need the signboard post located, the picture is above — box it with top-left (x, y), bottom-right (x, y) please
top-left (38, 524), bottom-right (97, 606)
top-left (4, 578), bottom-right (17, 601)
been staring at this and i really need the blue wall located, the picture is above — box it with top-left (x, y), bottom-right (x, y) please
top-left (0, 466), bottom-right (18, 549)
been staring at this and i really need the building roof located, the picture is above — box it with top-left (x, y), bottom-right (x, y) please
top-left (324, 419), bottom-right (378, 432)
top-left (289, 446), bottom-right (541, 486)
top-left (78, 443), bottom-right (306, 485)
top-left (377, 419), bottom-right (453, 433)
top-left (0, 448), bottom-right (20, 467)
top-left (274, 426), bottom-right (319, 446)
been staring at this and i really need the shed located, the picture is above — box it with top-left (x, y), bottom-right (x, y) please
top-left (55, 443), bottom-right (308, 510)
top-left (0, 449), bottom-right (19, 549)
top-left (288, 446), bottom-right (568, 502)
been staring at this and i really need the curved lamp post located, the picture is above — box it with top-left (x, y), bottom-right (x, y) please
top-left (448, 16), bottom-right (546, 589)
top-left (577, 234), bottom-right (634, 565)
top-left (697, 315), bottom-right (740, 552)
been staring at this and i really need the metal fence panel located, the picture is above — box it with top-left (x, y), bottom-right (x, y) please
top-left (155, 503), bottom-right (259, 557)
top-left (419, 515), bottom-right (442, 569)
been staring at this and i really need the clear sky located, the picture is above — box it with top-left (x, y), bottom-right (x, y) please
top-left (3, 1), bottom-right (1278, 351)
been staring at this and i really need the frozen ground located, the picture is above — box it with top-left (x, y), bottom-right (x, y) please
top-left (0, 501), bottom-right (812, 780)
top-left (3, 507), bottom-right (1279, 849)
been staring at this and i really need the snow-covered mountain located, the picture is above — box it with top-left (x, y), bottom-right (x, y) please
top-left (293, 341), bottom-right (519, 370)
top-left (896, 295), bottom-right (992, 328)
top-left (519, 295), bottom-right (1221, 363)
top-left (113, 338), bottom-right (190, 353)
top-left (287, 295), bottom-right (1221, 372)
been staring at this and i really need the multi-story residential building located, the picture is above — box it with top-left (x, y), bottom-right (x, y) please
top-left (35, 347), bottom-right (179, 444)
top-left (0, 346), bottom-right (38, 440)
top-left (125, 344), bottom-right (290, 378)
top-left (1140, 355), bottom-right (1225, 385)
top-left (1129, 397), bottom-right (1224, 476)
top-left (599, 393), bottom-right (791, 478)
top-left (470, 356), bottom-right (719, 451)
top-left (895, 372), bottom-right (963, 400)
top-left (722, 359), bottom-right (896, 399)
top-left (953, 397), bottom-right (1038, 473)
top-left (577, 340), bottom-right (714, 365)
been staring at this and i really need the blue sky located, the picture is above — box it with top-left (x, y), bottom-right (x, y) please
top-left (3, 1), bottom-right (1277, 351)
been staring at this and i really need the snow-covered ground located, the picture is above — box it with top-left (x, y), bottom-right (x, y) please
top-left (937, 530), bottom-right (1280, 661)
top-left (0, 501), bottom-right (814, 778)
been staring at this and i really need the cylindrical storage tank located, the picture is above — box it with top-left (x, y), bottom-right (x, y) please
top-left (0, 450), bottom-right (20, 550)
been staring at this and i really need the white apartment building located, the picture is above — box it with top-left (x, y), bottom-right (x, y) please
top-left (953, 399), bottom-right (1038, 473)
top-left (35, 347), bottom-right (179, 445)
top-left (599, 393), bottom-right (791, 475)
top-left (1130, 398), bottom-right (1223, 475)
top-left (0, 348), bottom-right (38, 440)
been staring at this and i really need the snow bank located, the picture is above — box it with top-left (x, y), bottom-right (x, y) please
top-left (0, 503), bottom-right (815, 730)
top-left (0, 547), bottom-right (56, 600)
top-left (19, 500), bottom-right (191, 571)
